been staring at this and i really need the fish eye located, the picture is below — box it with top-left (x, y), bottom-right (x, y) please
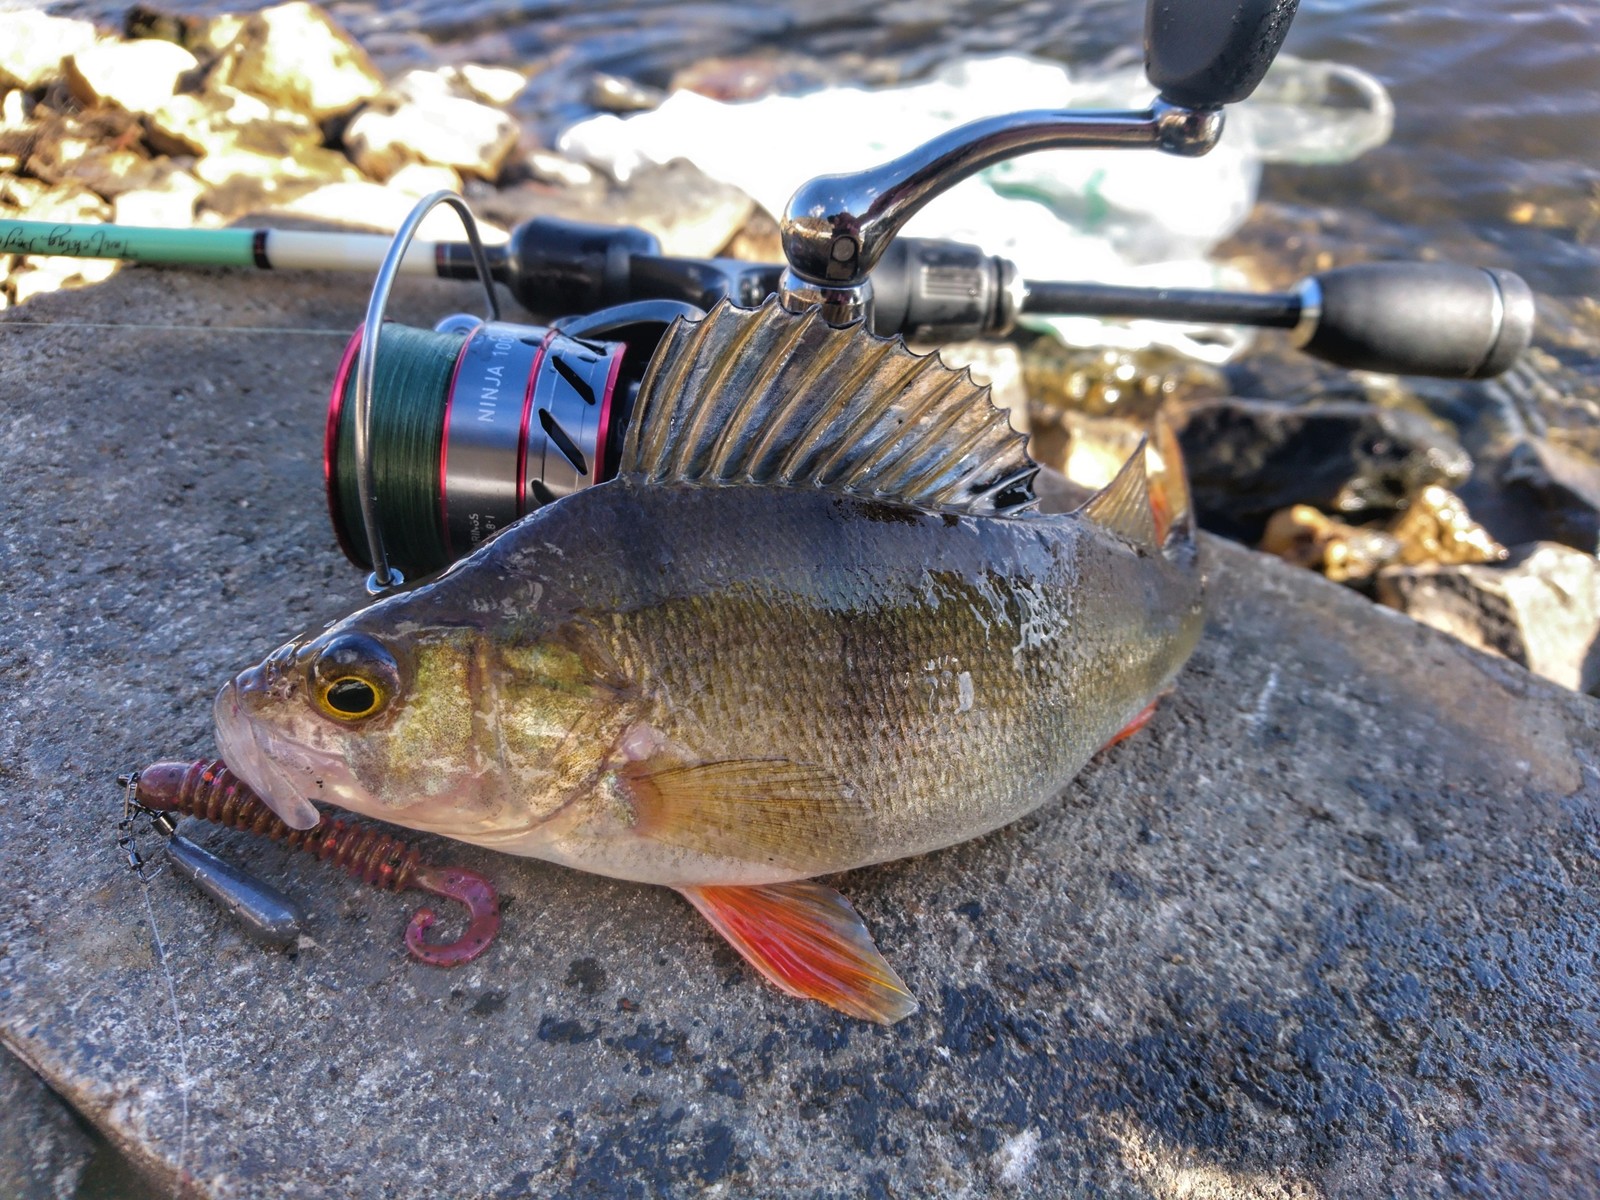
top-left (310, 633), bottom-right (400, 722)
top-left (321, 676), bottom-right (382, 719)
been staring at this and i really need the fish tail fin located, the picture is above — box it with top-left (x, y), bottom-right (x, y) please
top-left (678, 882), bottom-right (918, 1025)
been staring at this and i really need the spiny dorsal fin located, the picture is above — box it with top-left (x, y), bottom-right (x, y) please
top-left (618, 297), bottom-right (1038, 516)
top-left (1078, 436), bottom-right (1158, 549)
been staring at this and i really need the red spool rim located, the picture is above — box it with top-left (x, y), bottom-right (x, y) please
top-left (593, 344), bottom-right (627, 485)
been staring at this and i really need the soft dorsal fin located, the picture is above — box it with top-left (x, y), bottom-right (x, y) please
top-left (1078, 435), bottom-right (1159, 549)
top-left (618, 298), bottom-right (1038, 516)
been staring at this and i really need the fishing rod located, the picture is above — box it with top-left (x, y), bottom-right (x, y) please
top-left (0, 216), bottom-right (1533, 382)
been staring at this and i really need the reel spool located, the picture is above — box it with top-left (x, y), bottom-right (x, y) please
top-left (323, 192), bottom-right (698, 587)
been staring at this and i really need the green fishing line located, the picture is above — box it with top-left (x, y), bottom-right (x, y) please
top-left (334, 323), bottom-right (466, 578)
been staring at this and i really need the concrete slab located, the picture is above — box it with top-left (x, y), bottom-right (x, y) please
top-left (2, 262), bottom-right (1598, 1197)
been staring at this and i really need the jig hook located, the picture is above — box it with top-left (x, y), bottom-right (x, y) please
top-left (125, 760), bottom-right (501, 967)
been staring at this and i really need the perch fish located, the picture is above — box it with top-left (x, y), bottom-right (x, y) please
top-left (215, 299), bottom-right (1204, 1023)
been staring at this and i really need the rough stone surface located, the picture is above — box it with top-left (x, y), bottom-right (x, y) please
top-left (482, 158), bottom-right (757, 258)
top-left (217, 1), bottom-right (384, 119)
top-left (1178, 399), bottom-right (1473, 542)
top-left (63, 39), bottom-right (199, 115)
top-left (343, 68), bottom-right (520, 181)
top-left (2, 265), bottom-right (1600, 1198)
top-left (0, 11), bottom-right (98, 91)
top-left (0, 1050), bottom-right (93, 1200)
top-left (1377, 541), bottom-right (1600, 694)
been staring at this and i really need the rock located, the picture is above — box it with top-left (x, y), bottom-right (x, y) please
top-left (1023, 338), bottom-right (1227, 422)
top-left (448, 63), bottom-right (526, 107)
top-left (1377, 541), bottom-right (1600, 693)
top-left (218, 1), bottom-right (383, 119)
top-left (343, 68), bottom-right (520, 181)
top-left (0, 11), bottom-right (98, 91)
top-left (385, 162), bottom-right (464, 199)
top-left (1178, 398), bottom-right (1473, 541)
top-left (1501, 436), bottom-right (1600, 554)
top-left (585, 72), bottom-right (666, 114)
top-left (63, 38), bottom-right (198, 114)
top-left (2, 184), bottom-right (118, 307)
top-left (113, 167), bottom-right (204, 227)
top-left (191, 140), bottom-right (359, 194)
top-left (3, 264), bottom-right (1600, 1197)
top-left (480, 159), bottom-right (756, 259)
top-left (1026, 407), bottom-right (1147, 496)
top-left (16, 108), bottom-right (146, 188)
top-left (716, 204), bottom-right (782, 261)
top-left (515, 147), bottom-right (598, 190)
top-left (258, 181), bottom-right (510, 242)
top-left (143, 86), bottom-right (317, 159)
top-left (1389, 484), bottom-right (1507, 567)
top-left (1261, 504), bottom-right (1402, 584)
top-left (0, 1052), bottom-right (93, 1200)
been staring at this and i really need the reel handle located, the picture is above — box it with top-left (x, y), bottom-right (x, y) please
top-left (777, 1), bottom-right (1301, 327)
top-left (1297, 262), bottom-right (1535, 379)
top-left (1145, 0), bottom-right (1300, 110)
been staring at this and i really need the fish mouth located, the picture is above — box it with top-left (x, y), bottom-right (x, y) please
top-left (214, 679), bottom-right (343, 831)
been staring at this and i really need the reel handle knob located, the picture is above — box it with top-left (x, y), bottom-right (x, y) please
top-left (1145, 0), bottom-right (1301, 110)
top-left (1297, 262), bottom-right (1536, 379)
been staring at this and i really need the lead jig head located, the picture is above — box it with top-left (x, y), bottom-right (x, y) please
top-left (122, 760), bottom-right (501, 967)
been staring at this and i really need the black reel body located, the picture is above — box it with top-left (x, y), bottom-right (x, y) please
top-left (326, 315), bottom-right (634, 580)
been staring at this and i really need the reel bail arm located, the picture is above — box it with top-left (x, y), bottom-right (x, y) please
top-left (777, 0), bottom-right (1299, 328)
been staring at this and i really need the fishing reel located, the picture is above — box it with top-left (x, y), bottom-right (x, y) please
top-left (325, 192), bottom-right (707, 590)
top-left (326, 0), bottom-right (1535, 589)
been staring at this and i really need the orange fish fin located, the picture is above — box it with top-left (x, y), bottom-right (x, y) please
top-left (621, 757), bottom-right (872, 875)
top-left (1101, 698), bottom-right (1160, 751)
top-left (1147, 417), bottom-right (1193, 549)
top-left (678, 881), bottom-right (918, 1025)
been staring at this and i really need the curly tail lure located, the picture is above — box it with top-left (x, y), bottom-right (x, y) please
top-left (118, 760), bottom-right (500, 967)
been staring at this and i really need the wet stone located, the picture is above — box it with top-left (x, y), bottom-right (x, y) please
top-left (1178, 397), bottom-right (1473, 541)
top-left (2, 266), bottom-right (1599, 1197)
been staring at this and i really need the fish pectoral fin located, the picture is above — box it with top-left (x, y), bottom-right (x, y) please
top-left (678, 881), bottom-right (918, 1025)
top-left (619, 757), bottom-right (872, 875)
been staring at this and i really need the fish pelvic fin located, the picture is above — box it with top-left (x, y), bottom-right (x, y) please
top-left (618, 298), bottom-right (1038, 517)
top-left (1077, 417), bottom-right (1195, 559)
top-left (619, 755), bottom-right (875, 876)
top-left (678, 881), bottom-right (918, 1025)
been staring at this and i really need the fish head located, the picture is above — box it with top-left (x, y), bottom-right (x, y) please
top-left (213, 598), bottom-right (599, 839)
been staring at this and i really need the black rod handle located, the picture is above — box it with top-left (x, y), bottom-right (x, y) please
top-left (1145, 0), bottom-right (1300, 109)
top-left (1300, 262), bottom-right (1535, 379)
